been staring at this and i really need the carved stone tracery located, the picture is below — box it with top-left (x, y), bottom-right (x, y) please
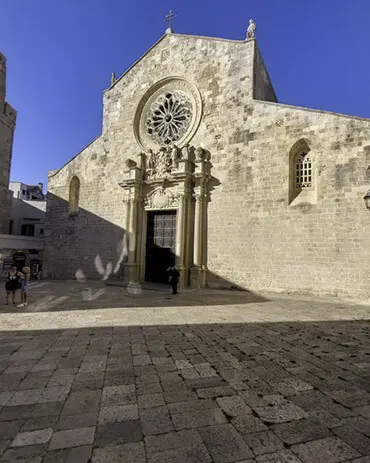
top-left (146, 91), bottom-right (193, 146)
top-left (134, 77), bottom-right (202, 152)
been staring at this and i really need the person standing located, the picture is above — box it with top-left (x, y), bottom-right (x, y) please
top-left (5, 267), bottom-right (20, 305)
top-left (167, 264), bottom-right (179, 295)
top-left (18, 266), bottom-right (31, 308)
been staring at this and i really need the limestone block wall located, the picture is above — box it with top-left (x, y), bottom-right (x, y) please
top-left (0, 116), bottom-right (13, 186)
top-left (0, 111), bottom-right (16, 234)
top-left (44, 137), bottom-right (126, 279)
top-left (0, 187), bottom-right (12, 234)
top-left (206, 101), bottom-right (370, 299)
top-left (0, 52), bottom-right (17, 235)
top-left (0, 53), bottom-right (6, 113)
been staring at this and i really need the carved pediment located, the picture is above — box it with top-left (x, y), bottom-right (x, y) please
top-left (144, 187), bottom-right (180, 210)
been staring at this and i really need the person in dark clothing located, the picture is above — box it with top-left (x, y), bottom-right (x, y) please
top-left (167, 264), bottom-right (179, 295)
top-left (5, 267), bottom-right (21, 305)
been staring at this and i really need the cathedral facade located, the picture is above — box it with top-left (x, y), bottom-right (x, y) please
top-left (45, 32), bottom-right (370, 299)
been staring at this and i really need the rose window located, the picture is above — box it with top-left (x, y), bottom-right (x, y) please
top-left (145, 91), bottom-right (193, 146)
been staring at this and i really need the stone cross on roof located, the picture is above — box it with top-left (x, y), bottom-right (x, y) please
top-left (164, 10), bottom-right (177, 33)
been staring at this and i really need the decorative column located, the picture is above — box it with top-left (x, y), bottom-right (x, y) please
top-left (175, 193), bottom-right (184, 259)
top-left (192, 184), bottom-right (208, 288)
top-left (175, 193), bottom-right (187, 288)
top-left (193, 189), bottom-right (203, 267)
top-left (191, 148), bottom-right (211, 288)
top-left (127, 197), bottom-right (140, 282)
top-left (119, 158), bottom-right (143, 283)
top-left (173, 146), bottom-right (193, 289)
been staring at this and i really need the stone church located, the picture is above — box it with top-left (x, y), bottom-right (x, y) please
top-left (45, 28), bottom-right (370, 299)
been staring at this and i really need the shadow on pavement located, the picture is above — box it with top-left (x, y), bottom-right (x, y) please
top-left (0, 319), bottom-right (369, 462)
top-left (0, 280), bottom-right (269, 313)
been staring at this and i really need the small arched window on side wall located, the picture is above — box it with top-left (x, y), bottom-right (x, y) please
top-left (69, 176), bottom-right (80, 215)
top-left (289, 139), bottom-right (317, 205)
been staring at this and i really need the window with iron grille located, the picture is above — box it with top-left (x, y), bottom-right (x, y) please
top-left (295, 152), bottom-right (312, 190)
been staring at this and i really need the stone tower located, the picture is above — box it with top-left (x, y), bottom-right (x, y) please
top-left (0, 52), bottom-right (17, 234)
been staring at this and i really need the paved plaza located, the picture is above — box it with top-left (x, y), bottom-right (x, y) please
top-left (0, 281), bottom-right (369, 462)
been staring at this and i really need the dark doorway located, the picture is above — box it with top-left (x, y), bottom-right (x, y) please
top-left (145, 210), bottom-right (177, 283)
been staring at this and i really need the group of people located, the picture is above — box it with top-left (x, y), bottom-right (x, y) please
top-left (4, 266), bottom-right (30, 307)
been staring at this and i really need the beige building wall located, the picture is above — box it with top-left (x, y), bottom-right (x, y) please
top-left (45, 33), bottom-right (370, 298)
top-left (207, 101), bottom-right (370, 297)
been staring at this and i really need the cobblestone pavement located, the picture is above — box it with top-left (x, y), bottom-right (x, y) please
top-left (0, 281), bottom-right (369, 462)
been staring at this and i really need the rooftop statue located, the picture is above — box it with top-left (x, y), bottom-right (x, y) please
top-left (247, 19), bottom-right (257, 39)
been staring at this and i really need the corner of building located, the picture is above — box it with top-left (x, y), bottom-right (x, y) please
top-left (252, 39), bottom-right (278, 103)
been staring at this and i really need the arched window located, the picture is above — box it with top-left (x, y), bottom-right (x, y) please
top-left (289, 139), bottom-right (316, 205)
top-left (69, 176), bottom-right (80, 215)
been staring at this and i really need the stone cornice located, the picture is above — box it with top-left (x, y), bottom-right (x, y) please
top-left (171, 33), bottom-right (254, 45)
top-left (253, 99), bottom-right (370, 123)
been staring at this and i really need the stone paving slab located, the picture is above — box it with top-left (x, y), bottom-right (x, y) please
top-left (91, 442), bottom-right (146, 463)
top-left (147, 443), bottom-right (212, 463)
top-left (43, 445), bottom-right (92, 463)
top-left (290, 436), bottom-right (361, 462)
top-left (0, 281), bottom-right (369, 461)
top-left (198, 424), bottom-right (254, 462)
top-left (11, 428), bottom-right (53, 447)
top-left (48, 427), bottom-right (95, 450)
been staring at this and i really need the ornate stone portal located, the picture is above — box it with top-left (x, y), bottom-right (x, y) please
top-left (120, 77), bottom-right (210, 288)
top-left (119, 144), bottom-right (211, 289)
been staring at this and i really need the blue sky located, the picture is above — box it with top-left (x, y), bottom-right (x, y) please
top-left (1, 0), bottom-right (370, 190)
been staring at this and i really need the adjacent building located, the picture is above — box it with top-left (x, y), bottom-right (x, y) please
top-left (9, 181), bottom-right (46, 237)
top-left (0, 181), bottom-right (45, 273)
